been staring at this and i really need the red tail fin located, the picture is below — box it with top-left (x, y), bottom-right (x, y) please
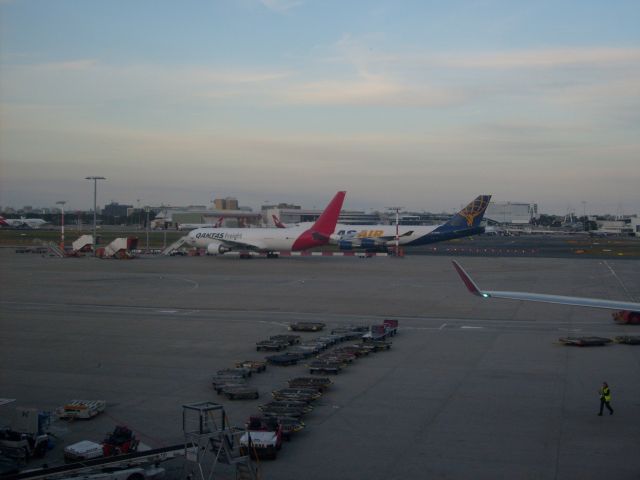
top-left (311, 191), bottom-right (346, 236)
top-left (291, 191), bottom-right (346, 251)
top-left (272, 215), bottom-right (287, 228)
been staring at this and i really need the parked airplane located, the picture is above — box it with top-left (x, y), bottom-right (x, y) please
top-left (187, 191), bottom-right (346, 256)
top-left (178, 217), bottom-right (224, 231)
top-left (0, 216), bottom-right (49, 229)
top-left (272, 195), bottom-right (491, 250)
top-left (452, 260), bottom-right (640, 315)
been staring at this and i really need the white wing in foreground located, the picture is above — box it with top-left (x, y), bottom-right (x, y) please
top-left (452, 260), bottom-right (640, 312)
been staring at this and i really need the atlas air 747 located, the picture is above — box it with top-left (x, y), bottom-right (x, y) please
top-left (187, 191), bottom-right (346, 256)
top-left (273, 195), bottom-right (491, 250)
top-left (333, 195), bottom-right (491, 250)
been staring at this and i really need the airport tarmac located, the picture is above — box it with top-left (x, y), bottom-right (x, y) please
top-left (1, 249), bottom-right (639, 479)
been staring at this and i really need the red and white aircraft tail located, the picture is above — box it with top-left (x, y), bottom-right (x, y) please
top-left (272, 215), bottom-right (287, 228)
top-left (291, 191), bottom-right (346, 251)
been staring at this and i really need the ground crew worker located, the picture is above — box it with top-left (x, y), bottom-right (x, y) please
top-left (598, 382), bottom-right (614, 416)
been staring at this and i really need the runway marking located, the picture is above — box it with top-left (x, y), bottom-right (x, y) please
top-left (460, 326), bottom-right (484, 329)
top-left (439, 323), bottom-right (447, 330)
top-left (179, 277), bottom-right (199, 290)
top-left (158, 310), bottom-right (177, 314)
top-left (258, 320), bottom-right (290, 327)
top-left (603, 261), bottom-right (636, 302)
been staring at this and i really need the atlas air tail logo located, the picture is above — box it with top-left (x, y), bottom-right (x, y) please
top-left (458, 196), bottom-right (491, 227)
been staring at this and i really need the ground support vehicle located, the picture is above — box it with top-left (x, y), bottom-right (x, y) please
top-left (56, 400), bottom-right (106, 420)
top-left (211, 374), bottom-right (245, 388)
top-left (558, 336), bottom-right (612, 346)
top-left (0, 430), bottom-right (49, 462)
top-left (367, 340), bottom-right (392, 351)
top-left (265, 353), bottom-right (305, 366)
top-left (288, 377), bottom-right (332, 391)
top-left (308, 361), bottom-right (342, 375)
top-left (255, 340), bottom-right (288, 352)
top-left (240, 417), bottom-right (282, 460)
top-left (318, 352), bottom-right (356, 364)
top-left (213, 380), bottom-right (246, 395)
top-left (269, 335), bottom-right (301, 345)
top-left (336, 325), bottom-right (370, 334)
top-left (315, 335), bottom-right (339, 347)
top-left (63, 440), bottom-right (104, 463)
top-left (287, 346), bottom-right (319, 358)
top-left (216, 368), bottom-right (252, 378)
top-left (612, 310), bottom-right (640, 324)
top-left (272, 388), bottom-right (321, 402)
top-left (0, 408), bottom-right (51, 463)
top-left (289, 322), bottom-right (325, 332)
top-left (249, 415), bottom-right (304, 441)
top-left (260, 407), bottom-right (306, 419)
top-left (102, 426), bottom-right (139, 456)
top-left (383, 319), bottom-right (399, 336)
top-left (235, 360), bottom-right (267, 373)
top-left (223, 386), bottom-right (260, 400)
top-left (614, 335), bottom-right (640, 345)
top-left (335, 345), bottom-right (369, 357)
top-left (260, 401), bottom-right (312, 415)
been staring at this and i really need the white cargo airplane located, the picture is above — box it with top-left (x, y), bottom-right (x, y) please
top-left (187, 191), bottom-right (346, 256)
top-left (0, 216), bottom-right (49, 229)
top-left (273, 195), bottom-right (491, 250)
top-left (452, 260), bottom-right (640, 313)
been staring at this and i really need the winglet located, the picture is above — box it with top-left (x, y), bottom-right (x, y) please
top-left (452, 260), bottom-right (487, 297)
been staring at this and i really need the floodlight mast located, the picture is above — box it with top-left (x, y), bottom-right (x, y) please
top-left (55, 201), bottom-right (66, 251)
top-left (85, 176), bottom-right (106, 255)
top-left (386, 206), bottom-right (403, 257)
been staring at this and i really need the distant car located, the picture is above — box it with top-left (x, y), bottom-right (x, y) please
top-left (169, 250), bottom-right (187, 256)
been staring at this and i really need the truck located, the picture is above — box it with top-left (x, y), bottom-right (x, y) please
top-left (239, 417), bottom-right (282, 460)
top-left (0, 408), bottom-right (51, 462)
top-left (57, 400), bottom-right (106, 420)
top-left (612, 310), bottom-right (640, 324)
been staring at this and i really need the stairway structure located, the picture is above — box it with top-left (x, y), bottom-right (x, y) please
top-left (182, 402), bottom-right (258, 480)
top-left (162, 235), bottom-right (189, 255)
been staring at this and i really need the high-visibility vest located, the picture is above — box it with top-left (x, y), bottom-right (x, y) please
top-left (601, 387), bottom-right (612, 402)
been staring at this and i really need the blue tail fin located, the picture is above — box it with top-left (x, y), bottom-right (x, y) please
top-left (435, 195), bottom-right (491, 232)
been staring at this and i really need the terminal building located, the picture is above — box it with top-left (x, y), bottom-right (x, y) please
top-left (262, 207), bottom-right (381, 226)
top-left (151, 207), bottom-right (262, 229)
top-left (485, 202), bottom-right (538, 225)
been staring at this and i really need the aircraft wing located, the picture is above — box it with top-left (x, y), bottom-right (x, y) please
top-left (452, 260), bottom-right (640, 311)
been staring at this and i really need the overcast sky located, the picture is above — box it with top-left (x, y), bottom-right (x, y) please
top-left (1, 0), bottom-right (639, 215)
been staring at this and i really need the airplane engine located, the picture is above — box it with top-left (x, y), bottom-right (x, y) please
top-left (337, 241), bottom-right (354, 250)
top-left (207, 242), bottom-right (231, 255)
top-left (359, 238), bottom-right (379, 249)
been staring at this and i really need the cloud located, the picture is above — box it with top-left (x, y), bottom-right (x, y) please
top-left (284, 75), bottom-right (466, 107)
top-left (259, 0), bottom-right (303, 13)
top-left (439, 48), bottom-right (640, 70)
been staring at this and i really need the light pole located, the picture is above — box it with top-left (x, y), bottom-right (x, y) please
top-left (145, 206), bottom-right (150, 253)
top-left (85, 176), bottom-right (106, 255)
top-left (55, 201), bottom-right (66, 251)
top-left (386, 206), bottom-right (403, 257)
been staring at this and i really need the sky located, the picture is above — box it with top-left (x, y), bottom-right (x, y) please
top-left (1, 0), bottom-right (639, 215)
